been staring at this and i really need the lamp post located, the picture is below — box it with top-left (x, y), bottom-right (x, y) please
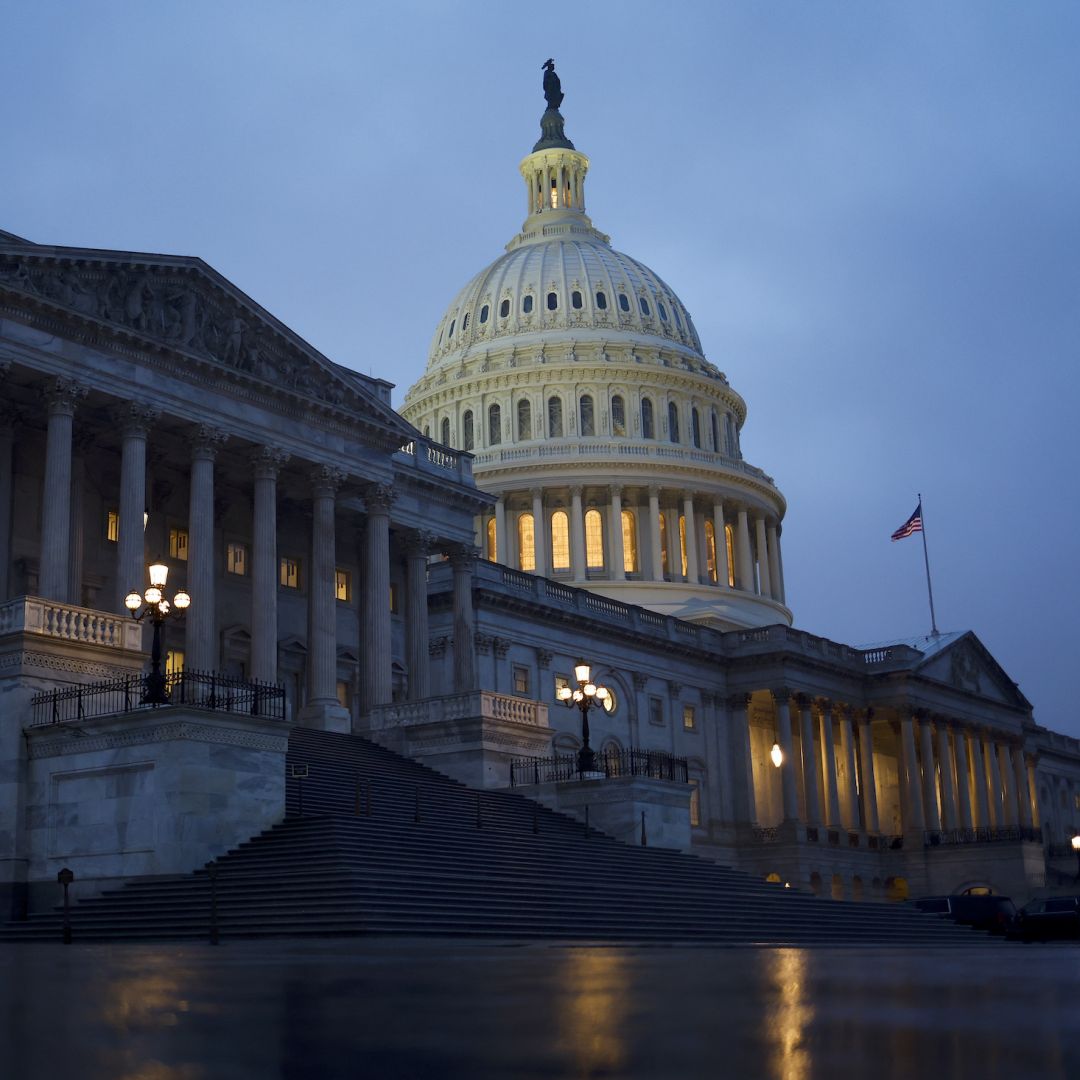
top-left (1072, 834), bottom-right (1080, 882)
top-left (125, 558), bottom-right (190, 705)
top-left (556, 659), bottom-right (611, 777)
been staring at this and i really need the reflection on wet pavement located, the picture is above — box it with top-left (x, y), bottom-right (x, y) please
top-left (1, 939), bottom-right (1078, 1079)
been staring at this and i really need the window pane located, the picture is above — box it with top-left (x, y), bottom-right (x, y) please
top-left (641, 398), bottom-right (654, 439)
top-left (668, 402), bottom-right (680, 443)
top-left (611, 394), bottom-right (625, 436)
top-left (639, 296), bottom-right (650, 316)
top-left (705, 521), bottom-right (718, 583)
top-left (518, 513), bottom-right (535, 572)
top-left (711, 410), bottom-right (719, 452)
top-left (522, 294), bottom-right (533, 314)
top-left (169, 527), bottom-right (189, 561)
top-left (725, 525), bottom-right (735, 587)
top-left (106, 509), bottom-right (119, 542)
top-left (595, 291), bottom-right (607, 310)
top-left (441, 417), bottom-right (450, 445)
top-left (165, 649), bottom-right (185, 675)
top-left (517, 399), bottom-right (532, 441)
top-left (692, 408), bottom-right (701, 448)
top-left (585, 509), bottom-right (604, 569)
top-left (548, 396), bottom-right (563, 437)
top-left (486, 518), bottom-right (497, 562)
top-left (571, 290), bottom-right (582, 309)
top-left (463, 410), bottom-right (474, 451)
top-left (679, 515), bottom-right (688, 577)
top-left (335, 569), bottom-right (351, 602)
top-left (579, 395), bottom-right (594, 436)
top-left (618, 293), bottom-right (630, 312)
top-left (659, 515), bottom-right (668, 575)
top-left (621, 510), bottom-right (637, 573)
top-left (551, 510), bottom-right (570, 570)
top-left (280, 557), bottom-right (300, 589)
top-left (499, 298), bottom-right (510, 318)
top-left (546, 291), bottom-right (558, 311)
top-left (227, 542), bottom-right (248, 576)
top-left (683, 705), bottom-right (696, 730)
top-left (480, 304), bottom-right (489, 324)
top-left (488, 404), bottom-right (501, 445)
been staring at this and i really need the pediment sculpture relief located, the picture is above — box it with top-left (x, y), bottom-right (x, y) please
top-left (950, 645), bottom-right (981, 693)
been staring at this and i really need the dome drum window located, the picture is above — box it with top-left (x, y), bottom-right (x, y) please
top-left (441, 417), bottom-right (450, 445)
top-left (479, 304), bottom-right (489, 324)
top-left (571, 290), bottom-right (583, 309)
top-left (517, 398), bottom-right (532, 441)
top-left (462, 313), bottom-right (469, 331)
top-left (611, 394), bottom-right (626, 436)
top-left (579, 394), bottom-right (595, 437)
top-left (595, 291), bottom-right (608, 310)
top-left (668, 401), bottom-right (680, 444)
top-left (548, 396), bottom-right (564, 438)
top-left (499, 299), bottom-right (510, 318)
top-left (546, 291), bottom-right (558, 311)
top-left (618, 293), bottom-right (631, 313)
top-left (448, 319), bottom-right (456, 338)
top-left (488, 403), bottom-right (502, 446)
top-left (638, 297), bottom-right (650, 317)
top-left (462, 410), bottom-right (474, 452)
top-left (523, 295), bottom-right (534, 314)
top-left (641, 397), bottom-right (654, 439)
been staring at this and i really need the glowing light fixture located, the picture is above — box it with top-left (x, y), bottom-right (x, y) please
top-left (126, 559), bottom-right (193, 706)
top-left (770, 742), bottom-right (784, 768)
top-left (574, 661), bottom-right (591, 684)
top-left (148, 560), bottom-right (169, 588)
top-left (558, 659), bottom-right (611, 776)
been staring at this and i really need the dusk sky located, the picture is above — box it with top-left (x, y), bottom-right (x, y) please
top-left (7, 3), bottom-right (1079, 735)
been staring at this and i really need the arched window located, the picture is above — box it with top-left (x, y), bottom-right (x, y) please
top-left (618, 293), bottom-right (631, 313)
top-left (641, 397), bottom-right (654, 439)
top-left (579, 394), bottom-right (595, 436)
top-left (595, 291), bottom-right (608, 310)
top-left (659, 514), bottom-right (668, 577)
top-left (486, 517), bottom-right (497, 562)
top-left (668, 401), bottom-right (680, 443)
top-left (479, 304), bottom-right (489, 324)
top-left (499, 298), bottom-right (510, 318)
top-left (585, 509), bottom-right (604, 569)
top-left (448, 319), bottom-right (456, 339)
top-left (658, 302), bottom-right (668, 321)
top-left (710, 409), bottom-right (719, 452)
top-left (704, 520), bottom-right (718, 583)
top-left (517, 398), bottom-right (532, 441)
top-left (546, 291), bottom-right (558, 311)
top-left (678, 515), bottom-right (688, 577)
top-left (517, 513), bottom-right (535, 572)
top-left (488, 403), bottom-right (501, 446)
top-left (551, 510), bottom-right (570, 571)
top-left (440, 417), bottom-right (450, 445)
top-left (548, 396), bottom-right (563, 437)
top-left (611, 394), bottom-right (626, 436)
top-left (462, 410), bottom-right (474, 451)
top-left (423, 424), bottom-right (430, 438)
top-left (639, 296), bottom-right (650, 317)
top-left (621, 509), bottom-right (638, 573)
top-left (673, 306), bottom-right (683, 329)
top-left (724, 524), bottom-right (736, 587)
top-left (462, 312), bottom-right (469, 331)
top-left (522, 294), bottom-right (534, 314)
top-left (692, 407), bottom-right (702, 449)
top-left (571, 290), bottom-right (583, 309)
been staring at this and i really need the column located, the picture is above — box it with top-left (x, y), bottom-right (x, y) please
top-left (185, 425), bottom-right (226, 672)
top-left (1011, 745), bottom-right (1033, 829)
top-left (713, 502), bottom-right (730, 588)
top-left (840, 706), bottom-right (860, 829)
top-left (899, 711), bottom-right (925, 831)
top-left (569, 486), bottom-right (586, 582)
top-left (115, 404), bottom-right (157, 612)
top-left (820, 702), bottom-right (843, 827)
top-left (1026, 756), bottom-right (1040, 828)
top-left (971, 733), bottom-right (992, 827)
top-left (798, 696), bottom-right (822, 825)
top-left (405, 531), bottom-right (434, 701)
top-left (362, 482), bottom-right (394, 712)
top-left (735, 509), bottom-right (753, 592)
top-left (681, 492), bottom-right (699, 583)
top-left (857, 710), bottom-right (880, 833)
top-left (952, 725), bottom-right (974, 830)
top-left (985, 734), bottom-right (1004, 828)
top-left (936, 719), bottom-right (959, 831)
top-left (918, 715), bottom-right (941, 831)
top-left (530, 488), bottom-right (547, 577)
top-left (608, 485), bottom-right (625, 580)
top-left (767, 524), bottom-right (781, 601)
top-left (774, 691), bottom-right (799, 822)
top-left (0, 404), bottom-right (14, 601)
top-left (647, 486), bottom-right (663, 582)
top-left (727, 693), bottom-right (756, 824)
top-left (663, 506), bottom-right (680, 579)
top-left (754, 517), bottom-right (771, 598)
top-left (493, 497), bottom-right (507, 564)
top-left (250, 446), bottom-right (288, 684)
top-left (450, 547), bottom-right (476, 692)
top-left (997, 743), bottom-right (1018, 827)
top-left (38, 379), bottom-right (84, 601)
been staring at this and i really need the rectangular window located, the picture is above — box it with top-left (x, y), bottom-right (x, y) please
top-left (336, 680), bottom-right (350, 708)
top-left (649, 696), bottom-right (664, 726)
top-left (389, 583), bottom-right (399, 614)
top-left (227, 542), bottom-right (248, 576)
top-left (683, 705), bottom-right (696, 731)
top-left (513, 665), bottom-right (529, 696)
top-left (169, 527), bottom-right (189, 561)
top-left (280, 557), bottom-right (301, 589)
top-left (335, 569), bottom-right (351, 602)
top-left (165, 649), bottom-right (184, 675)
top-left (555, 674), bottom-right (570, 700)
top-left (106, 509), bottom-right (119, 543)
top-left (689, 780), bottom-right (701, 827)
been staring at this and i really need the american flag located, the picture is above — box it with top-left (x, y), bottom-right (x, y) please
top-left (891, 502), bottom-right (923, 541)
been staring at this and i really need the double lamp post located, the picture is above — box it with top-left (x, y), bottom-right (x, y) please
top-left (125, 559), bottom-right (190, 705)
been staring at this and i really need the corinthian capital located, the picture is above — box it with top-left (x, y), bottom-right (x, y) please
top-left (112, 401), bottom-right (161, 438)
top-left (309, 463), bottom-right (345, 494)
top-left (251, 445), bottom-right (290, 480)
top-left (192, 424), bottom-right (229, 460)
top-left (42, 377), bottom-right (87, 416)
top-left (365, 482), bottom-right (395, 514)
top-left (405, 529), bottom-right (438, 558)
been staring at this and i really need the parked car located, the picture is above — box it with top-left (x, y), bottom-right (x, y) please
top-left (1011, 896), bottom-right (1080, 942)
top-left (909, 894), bottom-right (1017, 935)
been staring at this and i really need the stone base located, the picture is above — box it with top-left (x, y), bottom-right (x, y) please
top-left (298, 700), bottom-right (352, 733)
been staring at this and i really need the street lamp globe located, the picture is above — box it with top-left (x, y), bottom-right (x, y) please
top-left (771, 742), bottom-right (784, 768)
top-left (1072, 835), bottom-right (1080, 852)
top-left (148, 560), bottom-right (169, 588)
top-left (173, 590), bottom-right (191, 611)
top-left (124, 591), bottom-right (142, 612)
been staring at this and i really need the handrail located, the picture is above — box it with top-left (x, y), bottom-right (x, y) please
top-left (509, 747), bottom-right (689, 786)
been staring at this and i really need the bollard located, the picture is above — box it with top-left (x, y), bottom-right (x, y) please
top-left (476, 791), bottom-right (482, 829)
top-left (414, 785), bottom-right (421, 825)
top-left (641, 810), bottom-right (647, 848)
top-left (206, 862), bottom-right (220, 946)
top-left (57, 867), bottom-right (74, 945)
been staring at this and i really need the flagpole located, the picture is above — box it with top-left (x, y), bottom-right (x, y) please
top-left (918, 492), bottom-right (939, 636)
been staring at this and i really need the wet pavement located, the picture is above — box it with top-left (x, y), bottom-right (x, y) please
top-left (1, 938), bottom-right (1077, 1079)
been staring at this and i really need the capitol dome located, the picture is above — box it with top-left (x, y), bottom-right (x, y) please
top-left (402, 73), bottom-right (790, 630)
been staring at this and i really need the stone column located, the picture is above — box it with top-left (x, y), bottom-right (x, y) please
top-left (774, 691), bottom-right (799, 823)
top-left (899, 711), bottom-right (925, 831)
top-left (997, 743), bottom-right (1018, 827)
top-left (767, 523), bottom-right (782, 601)
top-left (530, 487), bottom-right (547, 576)
top-left (569, 485), bottom-right (586, 582)
top-left (681, 492), bottom-right (699, 583)
top-left (985, 734), bottom-right (1004, 828)
top-left (1011, 744), bottom-right (1033, 829)
top-left (451, 547), bottom-right (477, 692)
top-left (857, 710), bottom-right (880, 833)
top-left (728, 693), bottom-right (756, 824)
top-left (735, 509), bottom-right (754, 592)
top-left (953, 725), bottom-right (974, 830)
top-left (250, 446), bottom-right (288, 685)
top-left (1025, 756), bottom-right (1040, 828)
top-left (38, 379), bottom-right (85, 601)
top-left (819, 702), bottom-right (843, 827)
top-left (713, 502), bottom-right (730, 588)
top-left (936, 718), bottom-right (959, 831)
top-left (185, 425), bottom-right (226, 672)
top-left (840, 706), bottom-right (860, 829)
top-left (405, 531), bottom-right (435, 701)
top-left (918, 716), bottom-right (941, 832)
top-left (798, 696), bottom-right (822, 825)
top-left (647, 486), bottom-right (663, 582)
top-left (361, 482), bottom-right (394, 713)
top-left (608, 485), bottom-right (625, 580)
top-left (115, 404), bottom-right (158, 612)
top-left (971, 733), bottom-right (992, 828)
top-left (754, 516), bottom-right (771, 598)
top-left (0, 403), bottom-right (14, 602)
top-left (493, 497), bottom-right (507, 564)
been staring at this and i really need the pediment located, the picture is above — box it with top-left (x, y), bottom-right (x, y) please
top-left (0, 238), bottom-right (415, 448)
top-left (915, 632), bottom-right (1030, 710)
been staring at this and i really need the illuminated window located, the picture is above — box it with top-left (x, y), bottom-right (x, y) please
top-left (579, 394), bottom-right (595, 436)
top-left (517, 513), bottom-right (535, 572)
top-left (522, 294), bottom-right (534, 314)
top-left (169, 527), bottom-right (189, 561)
top-left (689, 780), bottom-right (701, 827)
top-left (488, 403), bottom-right (501, 445)
top-left (639, 296), bottom-right (650, 317)
top-left (641, 397), bottom-right (654, 439)
top-left (551, 510), bottom-right (570, 571)
top-left (678, 515), bottom-right (688, 577)
top-left (692, 407), bottom-right (702, 448)
top-left (513, 665), bottom-right (529, 695)
top-left (621, 510), bottom-right (637, 573)
top-left (704, 520), bottom-right (718, 583)
top-left (517, 399), bottom-right (532, 441)
top-left (335, 569), bottom-right (351, 602)
top-left (548, 396), bottom-right (563, 437)
top-left (595, 291), bottom-right (607, 310)
top-left (462, 410), bottom-right (474, 451)
top-left (585, 509), bottom-right (604, 569)
top-left (165, 649), bottom-right (184, 675)
top-left (554, 673), bottom-right (570, 700)
top-left (611, 394), bottom-right (626, 436)
top-left (227, 542), bottom-right (248, 576)
top-left (725, 524), bottom-right (736, 587)
top-left (389, 584), bottom-right (399, 614)
top-left (546, 291), bottom-right (558, 311)
top-left (486, 518), bottom-right (497, 562)
top-left (106, 509), bottom-right (119, 542)
top-left (336, 681), bottom-right (350, 708)
top-left (601, 687), bottom-right (617, 714)
top-left (280, 557), bottom-right (300, 589)
top-left (479, 304), bottom-right (489, 324)
top-left (683, 705), bottom-right (696, 730)
top-left (550, 178), bottom-right (558, 208)
top-left (499, 298), bottom-right (510, 318)
top-left (618, 293), bottom-right (630, 313)
top-left (668, 401), bottom-right (680, 443)
top-left (659, 514), bottom-right (668, 576)
top-left (571, 290), bottom-right (583, 309)
top-left (649, 696), bottom-right (664, 726)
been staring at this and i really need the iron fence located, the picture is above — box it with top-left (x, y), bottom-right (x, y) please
top-left (923, 826), bottom-right (1042, 848)
top-left (509, 747), bottom-right (689, 786)
top-left (30, 669), bottom-right (286, 726)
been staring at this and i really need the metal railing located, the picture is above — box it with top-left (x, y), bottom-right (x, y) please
top-left (509, 748), bottom-right (689, 786)
top-left (29, 669), bottom-right (286, 726)
top-left (923, 826), bottom-right (1042, 848)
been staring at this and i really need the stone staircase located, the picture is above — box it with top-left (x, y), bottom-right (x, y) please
top-left (1, 727), bottom-right (991, 945)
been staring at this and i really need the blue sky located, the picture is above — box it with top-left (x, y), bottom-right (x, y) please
top-left (7, 2), bottom-right (1079, 734)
